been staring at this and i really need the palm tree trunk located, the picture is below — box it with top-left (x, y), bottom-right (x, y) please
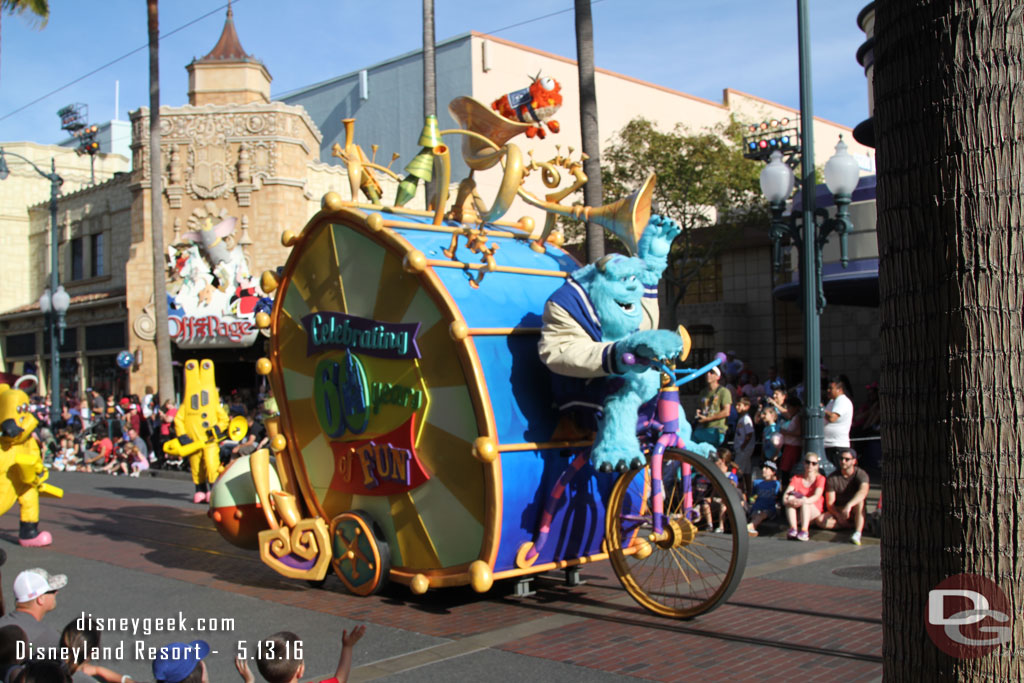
top-left (148, 0), bottom-right (174, 403)
top-left (422, 0), bottom-right (436, 206)
top-left (875, 2), bottom-right (1024, 679)
top-left (574, 0), bottom-right (604, 263)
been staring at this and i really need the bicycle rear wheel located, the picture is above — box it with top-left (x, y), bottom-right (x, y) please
top-left (605, 448), bottom-right (748, 618)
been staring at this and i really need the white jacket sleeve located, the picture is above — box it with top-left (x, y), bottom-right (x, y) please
top-left (538, 301), bottom-right (617, 378)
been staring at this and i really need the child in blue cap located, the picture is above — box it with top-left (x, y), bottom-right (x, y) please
top-left (153, 640), bottom-right (210, 683)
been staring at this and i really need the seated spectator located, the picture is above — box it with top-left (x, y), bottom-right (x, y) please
top-left (153, 640), bottom-right (209, 683)
top-left (747, 460), bottom-right (781, 536)
top-left (99, 437), bottom-right (129, 476)
top-left (51, 432), bottom-right (81, 473)
top-left (126, 444), bottom-right (149, 478)
top-left (125, 428), bottom-right (149, 462)
top-left (60, 621), bottom-right (134, 683)
top-left (699, 449), bottom-right (741, 533)
top-left (0, 625), bottom-right (26, 682)
top-left (81, 434), bottom-right (114, 472)
top-left (782, 452), bottom-right (826, 541)
top-left (221, 413), bottom-right (269, 466)
top-left (813, 447), bottom-right (871, 545)
top-left (236, 626), bottom-right (365, 683)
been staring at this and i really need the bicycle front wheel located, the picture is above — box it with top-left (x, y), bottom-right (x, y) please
top-left (605, 448), bottom-right (748, 618)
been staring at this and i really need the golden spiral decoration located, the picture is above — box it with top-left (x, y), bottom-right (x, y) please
top-left (290, 523), bottom-right (320, 561)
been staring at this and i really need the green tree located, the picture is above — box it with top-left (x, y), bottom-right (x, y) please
top-left (599, 116), bottom-right (766, 321)
top-left (1, 0), bottom-right (49, 83)
top-left (875, 1), bottom-right (1024, 679)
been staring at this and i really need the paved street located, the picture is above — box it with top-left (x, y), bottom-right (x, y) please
top-left (0, 471), bottom-right (882, 682)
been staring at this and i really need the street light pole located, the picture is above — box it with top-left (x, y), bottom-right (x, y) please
top-left (796, 0), bottom-right (823, 460)
top-left (0, 148), bottom-right (65, 414)
top-left (47, 159), bottom-right (62, 412)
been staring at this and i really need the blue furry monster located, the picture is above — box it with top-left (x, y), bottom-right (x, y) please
top-left (539, 215), bottom-right (714, 471)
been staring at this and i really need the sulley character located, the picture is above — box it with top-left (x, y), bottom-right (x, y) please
top-left (163, 359), bottom-right (231, 503)
top-left (0, 384), bottom-right (63, 546)
top-left (491, 73), bottom-right (562, 139)
top-left (539, 215), bottom-right (713, 471)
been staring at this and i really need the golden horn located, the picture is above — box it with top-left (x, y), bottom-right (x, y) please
top-left (431, 145), bottom-right (451, 225)
top-left (448, 96), bottom-right (530, 171)
top-left (480, 143), bottom-right (524, 223)
top-left (249, 449), bottom-right (280, 530)
top-left (342, 118), bottom-right (362, 200)
top-left (524, 172), bottom-right (656, 256)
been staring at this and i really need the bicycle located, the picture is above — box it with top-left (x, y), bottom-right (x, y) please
top-left (517, 353), bottom-right (749, 619)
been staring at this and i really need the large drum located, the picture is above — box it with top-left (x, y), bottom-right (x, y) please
top-left (264, 199), bottom-right (616, 593)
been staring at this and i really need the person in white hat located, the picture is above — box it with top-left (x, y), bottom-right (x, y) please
top-left (694, 365), bottom-right (731, 446)
top-left (0, 568), bottom-right (67, 649)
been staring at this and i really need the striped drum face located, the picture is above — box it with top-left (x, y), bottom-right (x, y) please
top-left (271, 205), bottom-right (609, 581)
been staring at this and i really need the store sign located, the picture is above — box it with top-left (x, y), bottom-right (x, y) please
top-left (168, 315), bottom-right (259, 348)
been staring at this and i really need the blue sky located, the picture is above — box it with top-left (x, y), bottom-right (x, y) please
top-left (0, 0), bottom-right (871, 146)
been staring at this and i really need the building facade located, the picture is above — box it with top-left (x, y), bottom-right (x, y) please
top-left (1, 7), bottom-right (877, 402)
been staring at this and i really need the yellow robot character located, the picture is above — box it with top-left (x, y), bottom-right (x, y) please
top-left (0, 384), bottom-right (63, 546)
top-left (164, 359), bottom-right (230, 504)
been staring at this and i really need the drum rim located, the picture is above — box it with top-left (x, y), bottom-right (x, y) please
top-left (267, 204), bottom-right (504, 584)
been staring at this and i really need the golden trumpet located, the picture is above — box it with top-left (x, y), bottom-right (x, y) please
top-left (522, 172), bottom-right (657, 256)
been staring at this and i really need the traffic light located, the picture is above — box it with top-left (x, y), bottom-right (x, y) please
top-left (78, 124), bottom-right (100, 156)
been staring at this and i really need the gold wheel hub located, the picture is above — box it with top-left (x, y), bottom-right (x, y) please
top-left (648, 518), bottom-right (698, 549)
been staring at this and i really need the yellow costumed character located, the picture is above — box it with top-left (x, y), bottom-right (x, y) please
top-left (163, 359), bottom-right (235, 504)
top-left (0, 384), bottom-right (63, 546)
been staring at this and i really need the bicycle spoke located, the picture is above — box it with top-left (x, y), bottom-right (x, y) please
top-left (606, 450), bottom-right (747, 618)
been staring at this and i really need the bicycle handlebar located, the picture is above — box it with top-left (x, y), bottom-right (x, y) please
top-left (619, 351), bottom-right (727, 387)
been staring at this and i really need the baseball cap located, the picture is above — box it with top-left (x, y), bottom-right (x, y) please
top-left (763, 460), bottom-right (778, 471)
top-left (709, 366), bottom-right (721, 377)
top-left (13, 568), bottom-right (67, 602)
top-left (153, 640), bottom-right (210, 683)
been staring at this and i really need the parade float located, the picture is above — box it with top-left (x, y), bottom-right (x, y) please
top-left (209, 92), bottom-right (748, 619)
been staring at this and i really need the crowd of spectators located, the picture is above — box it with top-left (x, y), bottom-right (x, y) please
top-left (25, 385), bottom-right (274, 479)
top-left (690, 351), bottom-right (882, 543)
top-left (0, 568), bottom-right (365, 683)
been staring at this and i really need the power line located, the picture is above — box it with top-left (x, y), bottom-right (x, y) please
top-left (479, 0), bottom-right (608, 37)
top-left (0, 1), bottom-right (243, 123)
top-left (3, 0), bottom-right (607, 124)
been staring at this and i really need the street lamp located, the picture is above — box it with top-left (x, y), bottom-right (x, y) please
top-left (39, 285), bottom-right (71, 411)
top-left (0, 148), bottom-right (66, 414)
top-left (759, 137), bottom-right (860, 461)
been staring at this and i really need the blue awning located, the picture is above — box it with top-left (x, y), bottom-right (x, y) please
top-left (793, 174), bottom-right (876, 210)
top-left (773, 258), bottom-right (878, 307)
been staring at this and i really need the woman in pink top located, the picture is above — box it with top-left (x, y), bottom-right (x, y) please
top-left (782, 452), bottom-right (826, 541)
